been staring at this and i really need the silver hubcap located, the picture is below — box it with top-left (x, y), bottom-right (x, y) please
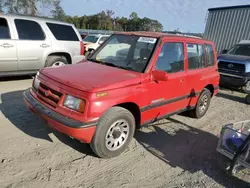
top-left (105, 119), bottom-right (130, 151)
top-left (199, 95), bottom-right (208, 114)
top-left (52, 61), bottom-right (65, 67)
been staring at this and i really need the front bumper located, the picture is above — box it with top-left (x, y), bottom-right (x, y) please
top-left (219, 72), bottom-right (250, 88)
top-left (23, 89), bottom-right (97, 143)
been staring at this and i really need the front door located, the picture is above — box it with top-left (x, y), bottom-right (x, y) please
top-left (13, 18), bottom-right (51, 71)
top-left (0, 17), bottom-right (18, 72)
top-left (142, 41), bottom-right (188, 123)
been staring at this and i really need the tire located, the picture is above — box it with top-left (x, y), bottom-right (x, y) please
top-left (245, 94), bottom-right (250, 104)
top-left (189, 88), bottom-right (211, 119)
top-left (90, 107), bottom-right (136, 158)
top-left (45, 56), bottom-right (68, 67)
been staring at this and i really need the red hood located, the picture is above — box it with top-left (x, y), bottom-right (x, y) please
top-left (40, 61), bottom-right (142, 92)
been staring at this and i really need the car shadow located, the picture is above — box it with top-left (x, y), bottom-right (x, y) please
top-left (0, 75), bottom-right (33, 82)
top-left (135, 117), bottom-right (250, 188)
top-left (0, 90), bottom-right (95, 157)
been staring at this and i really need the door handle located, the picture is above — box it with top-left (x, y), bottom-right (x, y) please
top-left (180, 79), bottom-right (184, 83)
top-left (40, 43), bottom-right (50, 48)
top-left (0, 43), bottom-right (14, 48)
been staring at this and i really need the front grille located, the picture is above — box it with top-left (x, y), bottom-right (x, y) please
top-left (218, 61), bottom-right (245, 75)
top-left (37, 83), bottom-right (62, 108)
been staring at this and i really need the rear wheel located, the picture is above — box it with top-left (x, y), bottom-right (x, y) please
top-left (45, 56), bottom-right (68, 67)
top-left (189, 88), bottom-right (211, 118)
top-left (90, 107), bottom-right (135, 158)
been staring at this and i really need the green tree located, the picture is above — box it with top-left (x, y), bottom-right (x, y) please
top-left (51, 0), bottom-right (65, 21)
top-left (3, 0), bottom-right (54, 16)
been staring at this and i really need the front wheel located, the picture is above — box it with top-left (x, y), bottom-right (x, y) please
top-left (189, 88), bottom-right (211, 119)
top-left (90, 107), bottom-right (135, 158)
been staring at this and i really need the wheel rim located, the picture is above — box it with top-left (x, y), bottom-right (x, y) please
top-left (52, 61), bottom-right (65, 67)
top-left (198, 95), bottom-right (208, 114)
top-left (105, 119), bottom-right (130, 151)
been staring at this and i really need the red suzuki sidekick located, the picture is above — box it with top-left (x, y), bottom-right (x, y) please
top-left (23, 32), bottom-right (220, 158)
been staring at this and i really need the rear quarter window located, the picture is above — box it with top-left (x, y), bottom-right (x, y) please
top-left (205, 44), bottom-right (215, 67)
top-left (46, 23), bottom-right (79, 41)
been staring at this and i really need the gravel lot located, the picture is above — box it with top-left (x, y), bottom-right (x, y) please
top-left (0, 77), bottom-right (250, 188)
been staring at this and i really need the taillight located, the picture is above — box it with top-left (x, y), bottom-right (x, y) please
top-left (80, 41), bottom-right (85, 55)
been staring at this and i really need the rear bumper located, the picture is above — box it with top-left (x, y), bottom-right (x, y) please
top-left (23, 89), bottom-right (96, 143)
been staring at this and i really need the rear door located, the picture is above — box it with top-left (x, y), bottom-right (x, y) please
top-left (185, 42), bottom-right (207, 107)
top-left (204, 43), bottom-right (219, 87)
top-left (0, 16), bottom-right (18, 72)
top-left (14, 18), bottom-right (52, 70)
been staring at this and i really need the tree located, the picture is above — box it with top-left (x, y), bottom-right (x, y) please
top-left (3, 0), bottom-right (54, 16)
top-left (51, 0), bottom-right (66, 21)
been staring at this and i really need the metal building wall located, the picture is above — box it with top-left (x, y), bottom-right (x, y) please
top-left (204, 7), bottom-right (250, 53)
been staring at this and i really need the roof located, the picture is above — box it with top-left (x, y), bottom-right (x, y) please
top-left (113, 31), bottom-right (206, 40)
top-left (208, 4), bottom-right (250, 11)
top-left (4, 13), bottom-right (73, 26)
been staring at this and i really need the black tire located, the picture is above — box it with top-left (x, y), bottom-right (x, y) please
top-left (245, 94), bottom-right (250, 104)
top-left (90, 107), bottom-right (136, 158)
top-left (45, 56), bottom-right (68, 67)
top-left (189, 88), bottom-right (211, 119)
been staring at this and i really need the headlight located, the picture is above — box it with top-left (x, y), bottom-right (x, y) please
top-left (33, 75), bottom-right (40, 90)
top-left (63, 95), bottom-right (85, 113)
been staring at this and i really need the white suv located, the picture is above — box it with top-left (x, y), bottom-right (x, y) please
top-left (0, 13), bottom-right (85, 77)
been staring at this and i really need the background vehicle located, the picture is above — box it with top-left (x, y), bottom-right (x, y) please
top-left (24, 32), bottom-right (219, 158)
top-left (217, 40), bottom-right (250, 103)
top-left (0, 13), bottom-right (85, 77)
top-left (83, 34), bottom-right (110, 56)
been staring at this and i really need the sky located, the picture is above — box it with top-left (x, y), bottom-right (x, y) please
top-left (61, 0), bottom-right (250, 33)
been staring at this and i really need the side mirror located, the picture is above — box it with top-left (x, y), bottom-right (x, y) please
top-left (152, 70), bottom-right (168, 81)
top-left (221, 49), bottom-right (228, 54)
top-left (98, 41), bottom-right (103, 45)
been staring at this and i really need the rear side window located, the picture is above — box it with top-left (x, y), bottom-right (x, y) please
top-left (0, 18), bottom-right (10, 39)
top-left (205, 44), bottom-right (215, 66)
top-left (187, 43), bottom-right (205, 70)
top-left (46, 23), bottom-right (79, 41)
top-left (15, 19), bottom-right (45, 40)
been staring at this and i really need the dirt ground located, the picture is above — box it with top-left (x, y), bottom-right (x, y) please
top-left (0, 77), bottom-right (250, 188)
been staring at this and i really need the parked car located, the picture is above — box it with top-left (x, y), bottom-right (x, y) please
top-left (218, 40), bottom-right (250, 92)
top-left (23, 32), bottom-right (220, 158)
top-left (83, 34), bottom-right (110, 56)
top-left (0, 13), bottom-right (85, 77)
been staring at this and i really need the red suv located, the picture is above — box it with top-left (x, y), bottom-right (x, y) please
top-left (23, 32), bottom-right (220, 158)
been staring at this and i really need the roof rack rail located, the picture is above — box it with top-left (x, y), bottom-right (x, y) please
top-left (6, 13), bottom-right (62, 22)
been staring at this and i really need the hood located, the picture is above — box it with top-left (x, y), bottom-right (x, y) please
top-left (218, 54), bottom-right (250, 63)
top-left (40, 61), bottom-right (141, 92)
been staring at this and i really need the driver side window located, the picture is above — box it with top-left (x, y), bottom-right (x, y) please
top-left (155, 42), bottom-right (184, 73)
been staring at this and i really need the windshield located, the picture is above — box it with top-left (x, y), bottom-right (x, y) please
top-left (83, 35), bottom-right (99, 43)
top-left (88, 34), bottom-right (158, 73)
top-left (227, 44), bottom-right (250, 56)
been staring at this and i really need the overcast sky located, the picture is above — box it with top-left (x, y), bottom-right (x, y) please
top-left (61, 0), bottom-right (250, 32)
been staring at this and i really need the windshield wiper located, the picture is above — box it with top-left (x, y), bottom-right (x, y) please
top-left (87, 58), bottom-right (105, 64)
top-left (104, 62), bottom-right (134, 71)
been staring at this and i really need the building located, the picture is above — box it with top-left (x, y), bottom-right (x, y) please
top-left (203, 4), bottom-right (250, 53)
